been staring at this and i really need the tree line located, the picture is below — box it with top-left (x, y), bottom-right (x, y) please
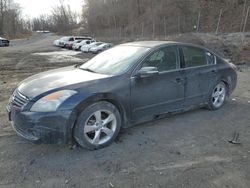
top-left (83, 0), bottom-right (250, 38)
top-left (32, 0), bottom-right (79, 34)
top-left (1, 0), bottom-right (250, 38)
top-left (0, 0), bottom-right (30, 38)
top-left (0, 0), bottom-right (79, 38)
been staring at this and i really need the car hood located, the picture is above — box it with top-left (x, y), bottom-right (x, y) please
top-left (18, 66), bottom-right (111, 98)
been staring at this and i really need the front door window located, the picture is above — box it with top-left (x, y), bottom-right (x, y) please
top-left (142, 46), bottom-right (180, 72)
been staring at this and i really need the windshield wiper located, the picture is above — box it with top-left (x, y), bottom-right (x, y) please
top-left (79, 67), bottom-right (97, 73)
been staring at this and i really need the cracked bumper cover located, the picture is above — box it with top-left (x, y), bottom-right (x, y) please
top-left (7, 105), bottom-right (74, 144)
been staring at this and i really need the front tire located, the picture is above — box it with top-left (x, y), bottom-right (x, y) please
top-left (208, 81), bottom-right (228, 110)
top-left (74, 101), bottom-right (121, 150)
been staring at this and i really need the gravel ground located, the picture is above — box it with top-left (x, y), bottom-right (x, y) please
top-left (0, 33), bottom-right (250, 188)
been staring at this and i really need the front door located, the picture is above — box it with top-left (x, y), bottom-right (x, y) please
top-left (130, 45), bottom-right (185, 122)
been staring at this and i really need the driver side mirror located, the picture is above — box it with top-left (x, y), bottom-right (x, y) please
top-left (137, 67), bottom-right (159, 78)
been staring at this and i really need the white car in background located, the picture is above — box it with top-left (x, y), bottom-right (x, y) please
top-left (53, 37), bottom-right (66, 47)
top-left (66, 40), bottom-right (83, 50)
top-left (89, 43), bottom-right (113, 54)
top-left (80, 42), bottom-right (104, 53)
top-left (57, 36), bottom-right (93, 48)
top-left (72, 39), bottom-right (96, 51)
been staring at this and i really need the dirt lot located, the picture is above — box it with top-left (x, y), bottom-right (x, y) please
top-left (0, 33), bottom-right (250, 188)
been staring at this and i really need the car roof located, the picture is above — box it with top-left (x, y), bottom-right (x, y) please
top-left (120, 41), bottom-right (206, 49)
top-left (121, 41), bottom-right (179, 48)
top-left (93, 42), bottom-right (103, 44)
top-left (74, 36), bottom-right (92, 38)
top-left (99, 43), bottom-right (109, 45)
top-left (81, 39), bottom-right (90, 41)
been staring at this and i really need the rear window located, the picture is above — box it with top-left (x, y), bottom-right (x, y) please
top-left (76, 37), bottom-right (92, 40)
top-left (182, 46), bottom-right (207, 68)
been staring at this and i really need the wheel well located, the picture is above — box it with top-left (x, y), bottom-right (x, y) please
top-left (98, 99), bottom-right (126, 126)
top-left (221, 80), bottom-right (230, 94)
top-left (73, 98), bottom-right (126, 128)
top-left (69, 98), bottom-right (127, 145)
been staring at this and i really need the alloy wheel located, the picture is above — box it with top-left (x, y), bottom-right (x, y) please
top-left (212, 83), bottom-right (226, 108)
top-left (84, 110), bottom-right (117, 145)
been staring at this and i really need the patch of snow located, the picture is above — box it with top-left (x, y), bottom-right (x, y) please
top-left (33, 50), bottom-right (83, 63)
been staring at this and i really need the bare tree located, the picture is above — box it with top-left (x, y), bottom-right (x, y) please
top-left (81, 0), bottom-right (250, 38)
top-left (31, 0), bottom-right (79, 34)
top-left (0, 0), bottom-right (30, 38)
top-left (0, 0), bottom-right (7, 35)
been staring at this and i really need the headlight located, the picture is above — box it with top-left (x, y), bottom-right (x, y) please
top-left (30, 90), bottom-right (77, 112)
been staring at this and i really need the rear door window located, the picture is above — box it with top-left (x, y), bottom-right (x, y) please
top-left (182, 46), bottom-right (207, 68)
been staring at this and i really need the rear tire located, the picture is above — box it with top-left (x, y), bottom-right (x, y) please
top-left (207, 81), bottom-right (228, 110)
top-left (74, 101), bottom-right (121, 150)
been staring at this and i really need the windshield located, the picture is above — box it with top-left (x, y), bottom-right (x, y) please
top-left (62, 37), bottom-right (70, 41)
top-left (98, 43), bottom-right (108, 48)
top-left (80, 45), bottom-right (150, 75)
top-left (85, 42), bottom-right (101, 48)
top-left (93, 42), bottom-right (103, 46)
top-left (80, 40), bottom-right (88, 44)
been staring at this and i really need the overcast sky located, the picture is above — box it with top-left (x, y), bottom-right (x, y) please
top-left (16, 0), bottom-right (83, 18)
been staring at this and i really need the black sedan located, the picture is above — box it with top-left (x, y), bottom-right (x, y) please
top-left (6, 41), bottom-right (237, 149)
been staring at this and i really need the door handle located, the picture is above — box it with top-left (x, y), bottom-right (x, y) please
top-left (211, 69), bottom-right (217, 73)
top-left (174, 77), bottom-right (183, 84)
top-left (176, 78), bottom-right (182, 82)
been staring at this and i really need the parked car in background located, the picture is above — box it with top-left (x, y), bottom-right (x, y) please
top-left (89, 43), bottom-right (113, 54)
top-left (0, 37), bottom-right (10, 47)
top-left (59, 36), bottom-right (93, 48)
top-left (37, 30), bottom-right (50, 33)
top-left (81, 42), bottom-right (104, 52)
top-left (73, 39), bottom-right (96, 51)
top-left (66, 40), bottom-right (82, 50)
top-left (53, 37), bottom-right (65, 47)
top-left (6, 41), bottom-right (237, 150)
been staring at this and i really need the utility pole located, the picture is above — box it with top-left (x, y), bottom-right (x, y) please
top-left (178, 14), bottom-right (181, 34)
top-left (196, 11), bottom-right (201, 33)
top-left (240, 0), bottom-right (247, 32)
top-left (141, 22), bottom-right (144, 38)
top-left (119, 27), bottom-right (122, 38)
top-left (131, 25), bottom-right (134, 38)
top-left (152, 19), bottom-right (155, 39)
top-left (216, 9), bottom-right (223, 35)
top-left (164, 16), bottom-right (167, 40)
top-left (243, 6), bottom-right (250, 33)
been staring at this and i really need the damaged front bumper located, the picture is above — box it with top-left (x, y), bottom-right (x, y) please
top-left (6, 104), bottom-right (74, 144)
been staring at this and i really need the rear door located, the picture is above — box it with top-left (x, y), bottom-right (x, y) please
top-left (181, 46), bottom-right (217, 107)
